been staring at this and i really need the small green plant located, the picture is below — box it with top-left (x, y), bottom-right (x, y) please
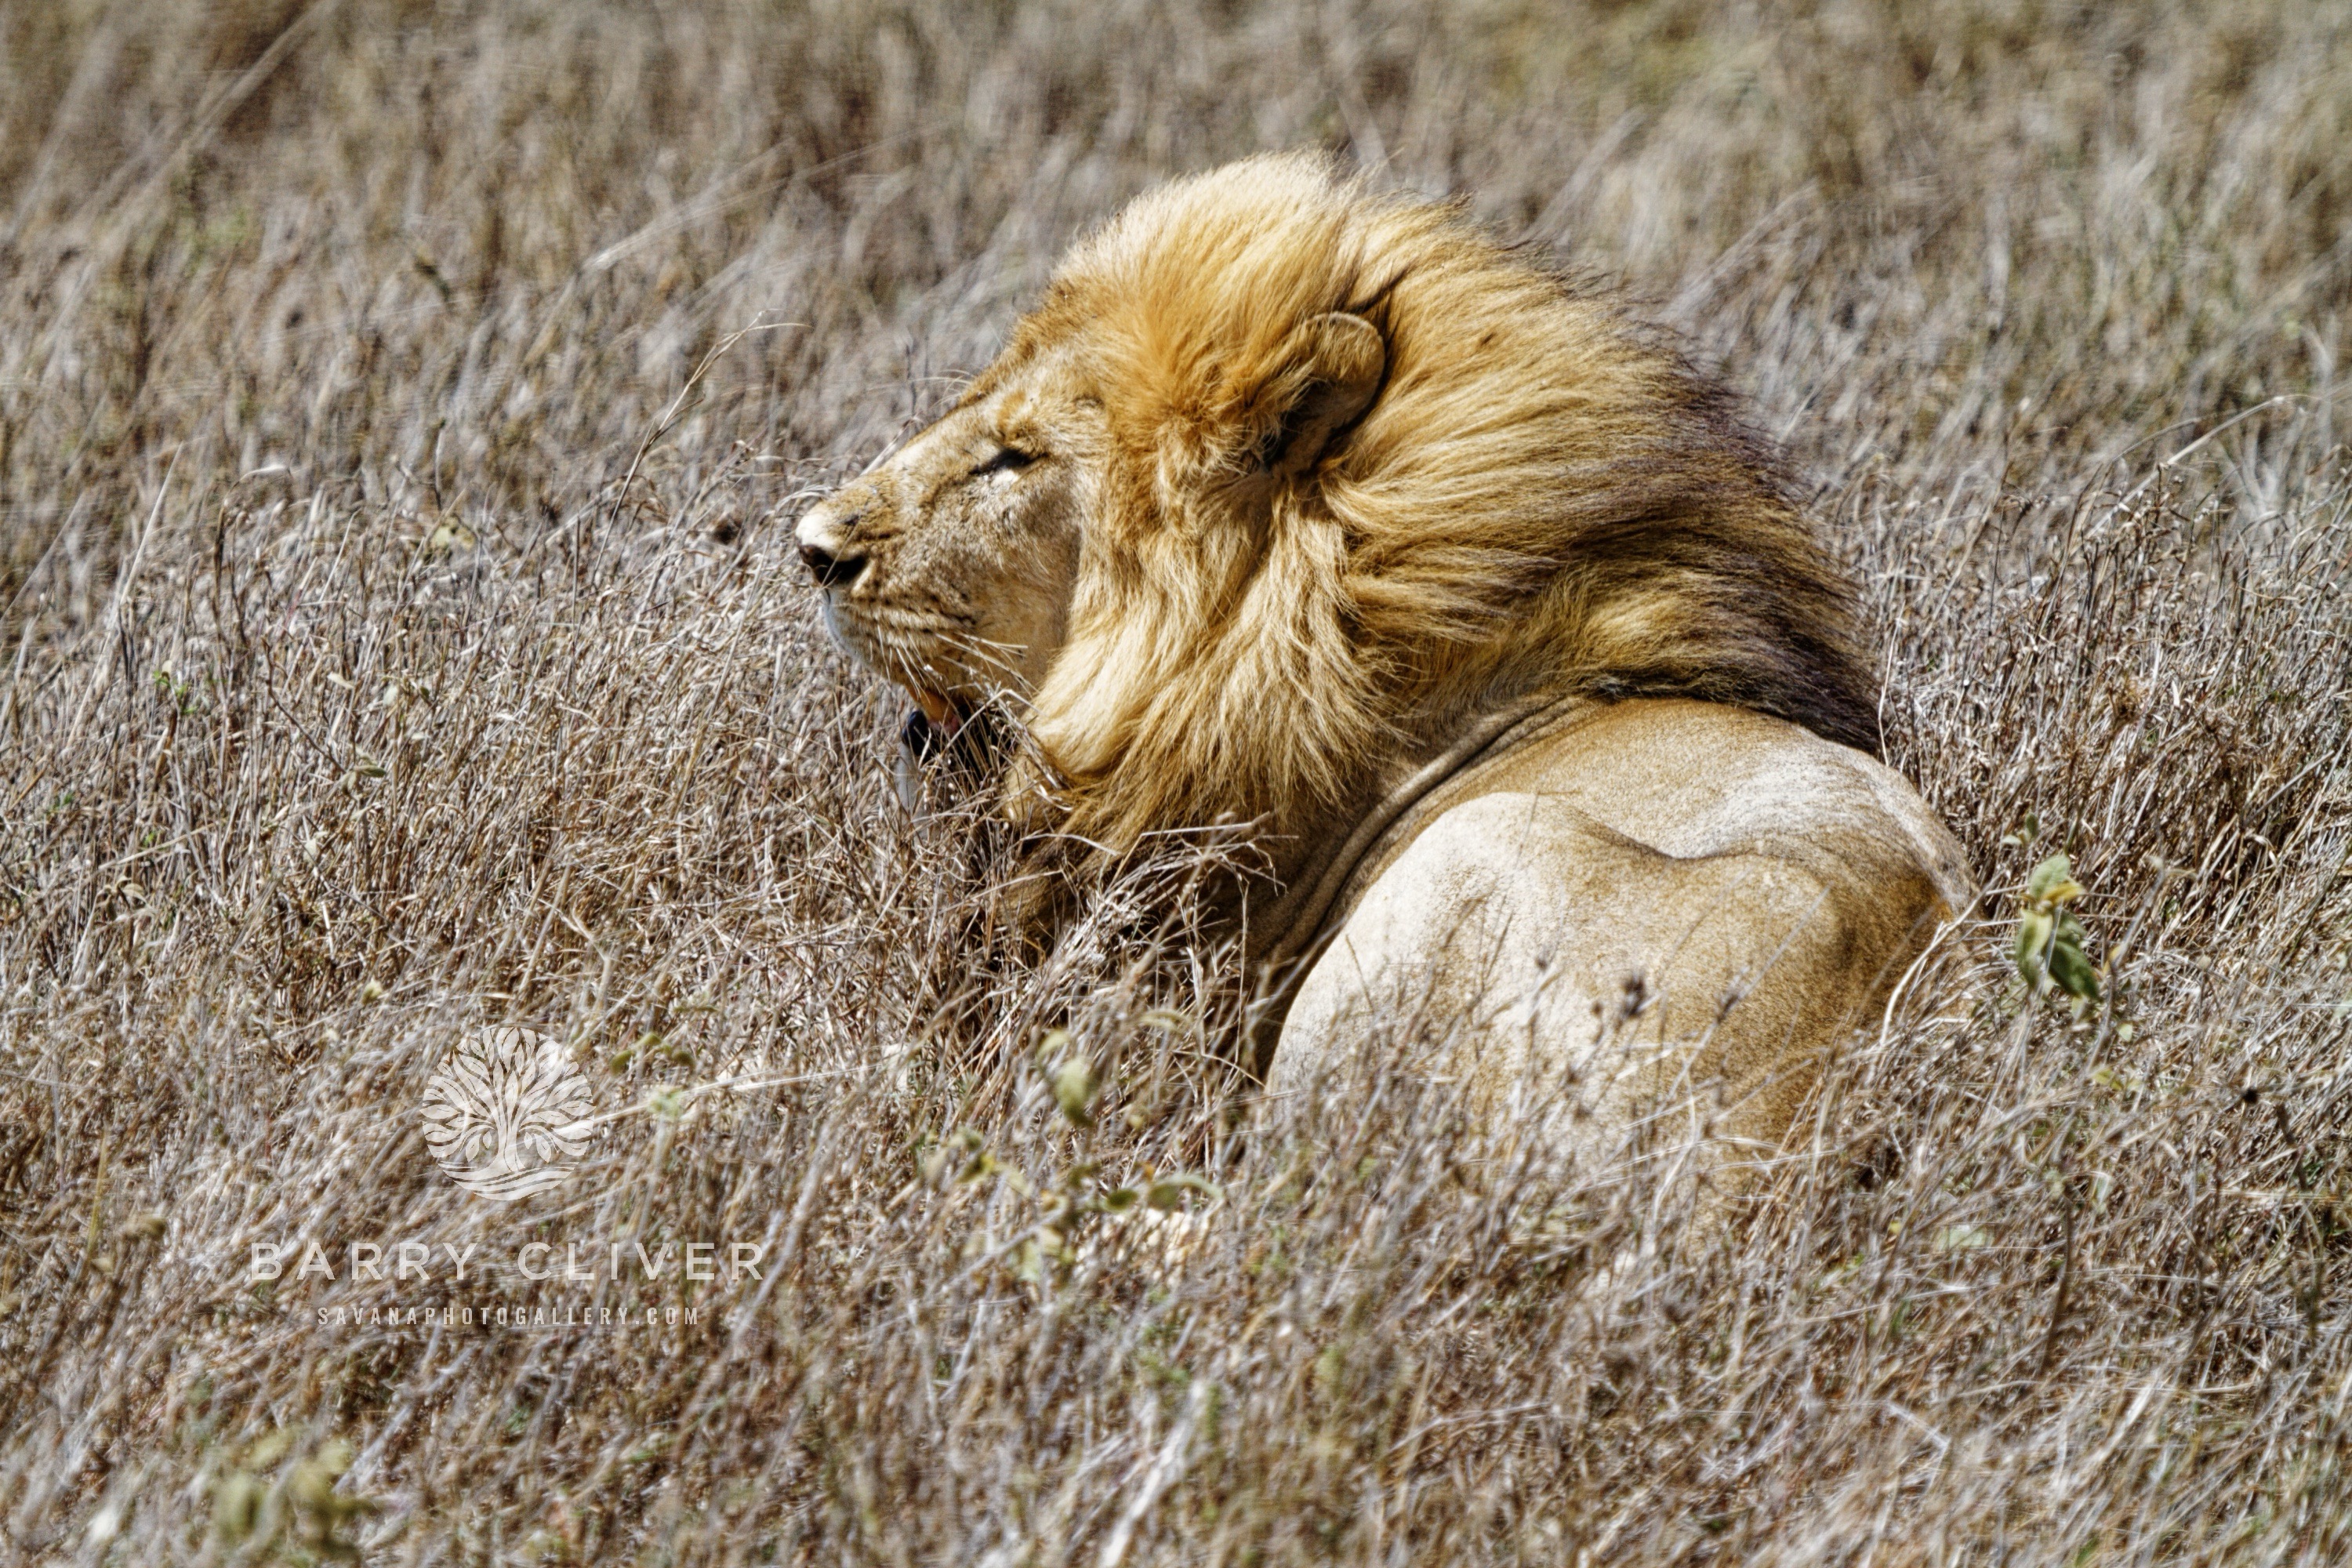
top-left (2016, 854), bottom-right (2100, 1016)
top-left (211, 1432), bottom-right (378, 1561)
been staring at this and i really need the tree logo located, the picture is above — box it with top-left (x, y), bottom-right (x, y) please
top-left (420, 1026), bottom-right (598, 1200)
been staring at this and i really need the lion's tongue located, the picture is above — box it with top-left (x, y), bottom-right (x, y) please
top-left (913, 689), bottom-right (963, 738)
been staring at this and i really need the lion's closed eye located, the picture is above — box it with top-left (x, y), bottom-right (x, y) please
top-left (973, 446), bottom-right (1039, 477)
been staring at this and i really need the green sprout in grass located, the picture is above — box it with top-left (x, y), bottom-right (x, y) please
top-left (2015, 853), bottom-right (2100, 1017)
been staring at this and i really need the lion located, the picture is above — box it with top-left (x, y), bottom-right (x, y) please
top-left (794, 153), bottom-right (1973, 1178)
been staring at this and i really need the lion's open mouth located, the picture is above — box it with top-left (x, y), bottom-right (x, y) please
top-left (914, 688), bottom-right (965, 738)
top-left (901, 689), bottom-right (972, 762)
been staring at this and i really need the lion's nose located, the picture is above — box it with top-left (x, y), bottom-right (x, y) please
top-left (794, 505), bottom-right (869, 589)
top-left (797, 539), bottom-right (867, 589)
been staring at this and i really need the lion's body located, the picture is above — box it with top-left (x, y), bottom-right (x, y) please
top-left (1272, 698), bottom-right (1971, 1163)
top-left (796, 154), bottom-right (1972, 1176)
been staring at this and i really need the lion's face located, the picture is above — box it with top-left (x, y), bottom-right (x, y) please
top-left (793, 358), bottom-right (1102, 738)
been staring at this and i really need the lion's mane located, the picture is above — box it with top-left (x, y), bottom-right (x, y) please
top-left (973, 154), bottom-right (1877, 872)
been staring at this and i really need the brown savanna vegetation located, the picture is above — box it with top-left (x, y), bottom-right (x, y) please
top-left (3, 2), bottom-right (2350, 1562)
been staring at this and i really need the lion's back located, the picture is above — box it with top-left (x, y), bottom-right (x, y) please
top-left (1272, 699), bottom-right (1971, 1158)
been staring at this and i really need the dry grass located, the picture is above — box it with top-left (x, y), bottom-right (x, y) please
top-left (4, 2), bottom-right (2352, 1563)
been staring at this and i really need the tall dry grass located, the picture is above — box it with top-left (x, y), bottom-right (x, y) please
top-left (3, 2), bottom-right (2350, 1563)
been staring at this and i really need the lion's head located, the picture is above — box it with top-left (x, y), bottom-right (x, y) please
top-left (797, 154), bottom-right (1876, 896)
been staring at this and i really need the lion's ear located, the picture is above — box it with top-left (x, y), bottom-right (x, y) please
top-left (1262, 312), bottom-right (1385, 478)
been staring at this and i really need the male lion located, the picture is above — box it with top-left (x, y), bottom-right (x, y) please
top-left (796, 154), bottom-right (1972, 1173)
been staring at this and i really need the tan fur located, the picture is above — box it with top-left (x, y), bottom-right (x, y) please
top-left (797, 154), bottom-right (1972, 1173)
top-left (1272, 697), bottom-right (1972, 1174)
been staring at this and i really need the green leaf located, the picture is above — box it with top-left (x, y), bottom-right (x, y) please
top-left (2026, 854), bottom-right (2084, 906)
top-left (2014, 909), bottom-right (2055, 974)
top-left (1050, 1057), bottom-right (1097, 1127)
top-left (212, 1472), bottom-right (266, 1545)
top-left (2046, 935), bottom-right (2101, 1004)
top-left (245, 1430), bottom-right (294, 1471)
top-left (1145, 1174), bottom-right (1217, 1210)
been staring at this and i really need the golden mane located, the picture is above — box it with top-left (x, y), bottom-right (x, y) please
top-left (969, 153), bottom-right (1878, 871)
